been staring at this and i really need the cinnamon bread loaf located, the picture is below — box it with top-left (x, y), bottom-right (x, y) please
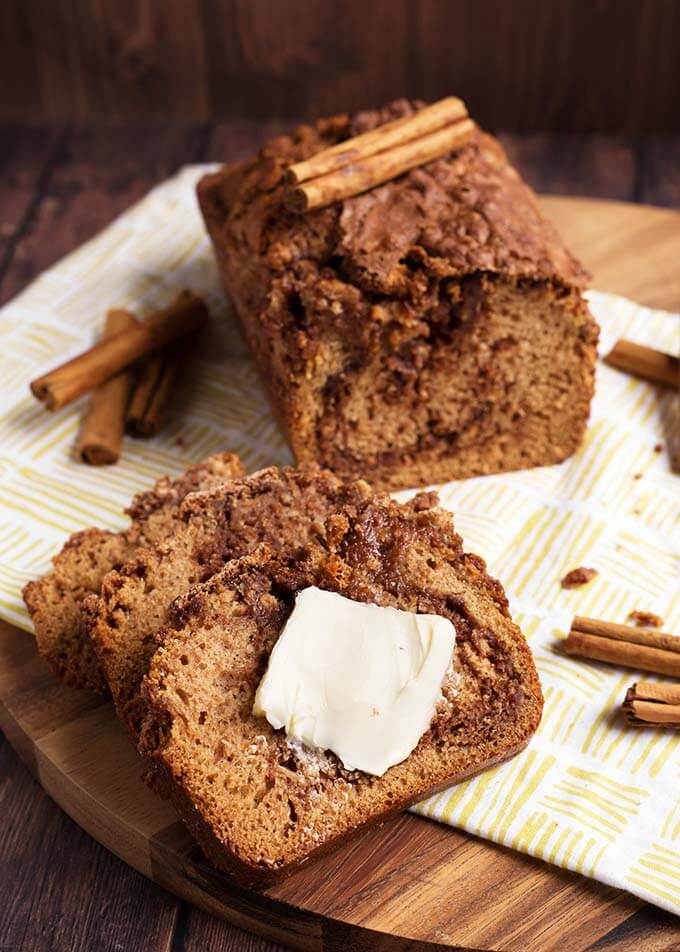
top-left (199, 99), bottom-right (598, 490)
top-left (23, 453), bottom-right (244, 692)
top-left (139, 489), bottom-right (543, 884)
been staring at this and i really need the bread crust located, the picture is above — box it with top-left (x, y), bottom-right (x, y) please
top-left (150, 732), bottom-right (535, 888)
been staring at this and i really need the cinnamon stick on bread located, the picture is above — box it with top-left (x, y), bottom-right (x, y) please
top-left (198, 98), bottom-right (599, 491)
top-left (285, 95), bottom-right (468, 185)
top-left (286, 114), bottom-right (477, 212)
top-left (23, 453), bottom-right (244, 693)
top-left (138, 487), bottom-right (543, 885)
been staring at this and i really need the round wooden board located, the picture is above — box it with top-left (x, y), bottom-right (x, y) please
top-left (2, 197), bottom-right (680, 952)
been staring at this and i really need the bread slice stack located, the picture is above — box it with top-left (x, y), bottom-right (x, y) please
top-left (23, 452), bottom-right (244, 693)
top-left (24, 462), bottom-right (543, 884)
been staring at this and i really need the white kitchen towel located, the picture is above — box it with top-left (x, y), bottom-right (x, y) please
top-left (0, 166), bottom-right (678, 914)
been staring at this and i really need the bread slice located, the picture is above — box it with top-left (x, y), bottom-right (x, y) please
top-left (23, 453), bottom-right (244, 693)
top-left (139, 489), bottom-right (543, 885)
top-left (83, 467), bottom-right (374, 734)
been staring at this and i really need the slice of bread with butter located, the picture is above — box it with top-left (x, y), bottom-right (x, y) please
top-left (139, 480), bottom-right (543, 885)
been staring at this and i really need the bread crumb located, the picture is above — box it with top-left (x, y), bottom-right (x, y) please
top-left (561, 567), bottom-right (598, 589)
top-left (632, 473), bottom-right (642, 480)
top-left (627, 610), bottom-right (663, 628)
top-left (654, 443), bottom-right (663, 453)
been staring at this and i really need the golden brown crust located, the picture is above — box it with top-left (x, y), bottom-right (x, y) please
top-left (204, 100), bottom-right (589, 290)
top-left (150, 730), bottom-right (534, 888)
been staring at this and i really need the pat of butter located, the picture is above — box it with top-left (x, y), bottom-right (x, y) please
top-left (253, 586), bottom-right (455, 776)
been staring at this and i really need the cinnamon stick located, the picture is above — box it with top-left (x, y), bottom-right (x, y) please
top-left (286, 96), bottom-right (468, 185)
top-left (571, 615), bottom-right (680, 652)
top-left (572, 616), bottom-right (680, 653)
top-left (603, 339), bottom-right (678, 388)
top-left (631, 682), bottom-right (680, 704)
top-left (285, 118), bottom-right (477, 213)
top-left (671, 364), bottom-right (680, 474)
top-left (31, 290), bottom-right (208, 411)
top-left (77, 309), bottom-right (138, 465)
top-left (567, 631), bottom-right (680, 677)
top-left (566, 617), bottom-right (680, 677)
top-left (672, 431), bottom-right (680, 475)
top-left (127, 346), bottom-right (183, 438)
top-left (127, 354), bottom-right (164, 434)
top-left (622, 682), bottom-right (680, 728)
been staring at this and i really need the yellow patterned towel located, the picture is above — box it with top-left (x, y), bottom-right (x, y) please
top-left (0, 166), bottom-right (678, 915)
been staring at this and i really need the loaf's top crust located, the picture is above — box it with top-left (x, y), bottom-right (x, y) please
top-left (211, 98), bottom-right (588, 313)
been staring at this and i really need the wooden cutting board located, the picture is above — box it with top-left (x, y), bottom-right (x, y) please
top-left (1, 197), bottom-right (679, 952)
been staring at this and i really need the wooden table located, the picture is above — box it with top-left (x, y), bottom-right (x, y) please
top-left (1, 123), bottom-right (679, 952)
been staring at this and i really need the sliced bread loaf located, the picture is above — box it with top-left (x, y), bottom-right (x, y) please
top-left (83, 468), bottom-right (373, 734)
top-left (23, 453), bottom-right (244, 693)
top-left (139, 490), bottom-right (543, 885)
top-left (199, 99), bottom-right (598, 490)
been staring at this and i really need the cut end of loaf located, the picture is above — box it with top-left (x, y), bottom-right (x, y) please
top-left (291, 275), bottom-right (598, 489)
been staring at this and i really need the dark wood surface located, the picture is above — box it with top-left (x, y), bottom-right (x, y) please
top-left (2, 1), bottom-right (680, 131)
top-left (0, 122), bottom-right (679, 952)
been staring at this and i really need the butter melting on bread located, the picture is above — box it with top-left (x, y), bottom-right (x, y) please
top-left (138, 477), bottom-right (543, 884)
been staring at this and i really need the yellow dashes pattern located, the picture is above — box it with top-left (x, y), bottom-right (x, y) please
top-left (628, 844), bottom-right (680, 908)
top-left (0, 166), bottom-right (678, 915)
